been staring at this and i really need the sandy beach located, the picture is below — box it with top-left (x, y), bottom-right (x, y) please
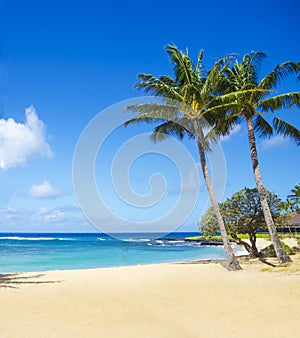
top-left (1, 252), bottom-right (300, 338)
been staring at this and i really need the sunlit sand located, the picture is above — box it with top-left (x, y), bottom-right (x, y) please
top-left (1, 252), bottom-right (299, 338)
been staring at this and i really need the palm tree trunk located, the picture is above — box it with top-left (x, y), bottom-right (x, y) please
top-left (194, 120), bottom-right (241, 270)
top-left (246, 117), bottom-right (292, 263)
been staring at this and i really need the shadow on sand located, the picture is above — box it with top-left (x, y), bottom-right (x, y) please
top-left (0, 273), bottom-right (62, 289)
top-left (175, 256), bottom-right (278, 269)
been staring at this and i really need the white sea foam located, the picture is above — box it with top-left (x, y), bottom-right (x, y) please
top-left (0, 236), bottom-right (74, 241)
top-left (167, 240), bottom-right (185, 244)
top-left (234, 249), bottom-right (249, 256)
top-left (125, 238), bottom-right (151, 242)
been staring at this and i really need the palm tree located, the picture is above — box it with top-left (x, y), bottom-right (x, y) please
top-left (125, 45), bottom-right (241, 270)
top-left (219, 52), bottom-right (300, 264)
top-left (288, 183), bottom-right (300, 199)
top-left (287, 183), bottom-right (300, 213)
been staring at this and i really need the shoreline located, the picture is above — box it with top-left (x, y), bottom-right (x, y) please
top-left (1, 236), bottom-right (297, 275)
top-left (1, 256), bottom-right (230, 275)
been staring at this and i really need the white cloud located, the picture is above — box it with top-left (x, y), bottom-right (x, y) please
top-left (0, 106), bottom-right (53, 169)
top-left (169, 164), bottom-right (203, 195)
top-left (220, 124), bottom-right (242, 142)
top-left (0, 206), bottom-right (93, 232)
top-left (29, 181), bottom-right (61, 199)
top-left (261, 135), bottom-right (290, 150)
top-left (43, 209), bottom-right (66, 222)
top-left (181, 165), bottom-right (202, 194)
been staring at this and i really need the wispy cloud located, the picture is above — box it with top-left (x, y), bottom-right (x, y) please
top-left (261, 135), bottom-right (290, 150)
top-left (169, 164), bottom-right (202, 195)
top-left (0, 106), bottom-right (53, 169)
top-left (0, 206), bottom-right (92, 231)
top-left (29, 181), bottom-right (61, 199)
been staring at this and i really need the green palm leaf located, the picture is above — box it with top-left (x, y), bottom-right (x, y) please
top-left (253, 115), bottom-right (273, 138)
top-left (245, 51), bottom-right (267, 85)
top-left (166, 45), bottom-right (194, 85)
top-left (125, 103), bottom-right (182, 122)
top-left (259, 92), bottom-right (300, 112)
top-left (273, 117), bottom-right (300, 145)
top-left (150, 120), bottom-right (195, 142)
top-left (135, 74), bottom-right (182, 101)
top-left (258, 62), bottom-right (300, 89)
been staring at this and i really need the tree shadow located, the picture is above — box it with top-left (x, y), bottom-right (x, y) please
top-left (258, 257), bottom-right (276, 267)
top-left (237, 254), bottom-right (277, 267)
top-left (0, 273), bottom-right (62, 289)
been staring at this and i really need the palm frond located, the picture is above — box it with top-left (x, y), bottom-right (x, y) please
top-left (203, 56), bottom-right (232, 97)
top-left (124, 116), bottom-right (165, 127)
top-left (203, 102), bottom-right (245, 119)
top-left (158, 75), bottom-right (178, 87)
top-left (290, 184), bottom-right (300, 197)
top-left (225, 52), bottom-right (266, 90)
top-left (208, 114), bottom-right (242, 139)
top-left (248, 51), bottom-right (267, 66)
top-left (214, 88), bottom-right (270, 106)
top-left (273, 117), bottom-right (300, 146)
top-left (135, 73), bottom-right (182, 101)
top-left (203, 128), bottom-right (219, 146)
top-left (222, 66), bottom-right (238, 91)
top-left (253, 115), bottom-right (273, 138)
top-left (196, 49), bottom-right (204, 77)
top-left (150, 120), bottom-right (195, 142)
top-left (246, 51), bottom-right (267, 85)
top-left (165, 45), bottom-right (194, 86)
top-left (258, 62), bottom-right (300, 89)
top-left (125, 103), bottom-right (182, 121)
top-left (258, 92), bottom-right (300, 112)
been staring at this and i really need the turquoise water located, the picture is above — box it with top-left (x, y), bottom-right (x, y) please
top-left (0, 233), bottom-right (227, 273)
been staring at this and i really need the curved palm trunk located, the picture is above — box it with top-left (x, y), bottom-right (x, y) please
top-left (194, 120), bottom-right (241, 271)
top-left (246, 118), bottom-right (292, 264)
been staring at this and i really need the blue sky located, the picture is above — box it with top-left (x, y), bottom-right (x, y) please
top-left (0, 0), bottom-right (299, 233)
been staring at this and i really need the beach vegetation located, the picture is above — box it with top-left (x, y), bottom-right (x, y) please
top-left (199, 187), bottom-right (288, 257)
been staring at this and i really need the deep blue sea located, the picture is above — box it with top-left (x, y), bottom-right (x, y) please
top-left (0, 232), bottom-right (229, 273)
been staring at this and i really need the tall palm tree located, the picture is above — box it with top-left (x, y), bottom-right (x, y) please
top-left (125, 45), bottom-right (241, 270)
top-left (218, 52), bottom-right (300, 264)
top-left (287, 183), bottom-right (300, 213)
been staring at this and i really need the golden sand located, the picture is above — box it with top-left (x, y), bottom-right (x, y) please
top-left (1, 254), bottom-right (300, 338)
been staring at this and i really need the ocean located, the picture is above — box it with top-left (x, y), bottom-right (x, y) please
top-left (0, 232), bottom-right (229, 273)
